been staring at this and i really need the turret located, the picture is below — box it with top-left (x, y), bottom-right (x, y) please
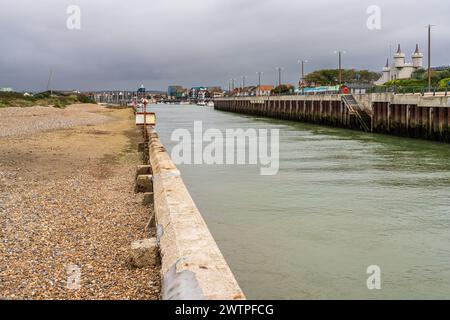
top-left (380, 58), bottom-right (391, 83)
top-left (383, 58), bottom-right (390, 72)
top-left (411, 44), bottom-right (423, 68)
top-left (394, 44), bottom-right (405, 68)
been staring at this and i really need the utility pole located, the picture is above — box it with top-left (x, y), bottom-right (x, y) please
top-left (298, 60), bottom-right (308, 95)
top-left (426, 24), bottom-right (435, 92)
top-left (46, 69), bottom-right (53, 96)
top-left (241, 75), bottom-right (247, 95)
top-left (334, 50), bottom-right (346, 91)
top-left (257, 72), bottom-right (263, 96)
top-left (231, 79), bottom-right (236, 95)
top-left (276, 67), bottom-right (283, 96)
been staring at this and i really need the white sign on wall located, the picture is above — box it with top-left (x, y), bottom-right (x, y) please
top-left (136, 113), bottom-right (156, 126)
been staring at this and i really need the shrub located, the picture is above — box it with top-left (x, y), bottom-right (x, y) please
top-left (384, 79), bottom-right (427, 87)
top-left (438, 77), bottom-right (450, 88)
top-left (0, 91), bottom-right (96, 108)
top-left (77, 94), bottom-right (96, 104)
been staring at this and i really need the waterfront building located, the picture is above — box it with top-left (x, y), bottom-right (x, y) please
top-left (189, 86), bottom-right (208, 100)
top-left (186, 86), bottom-right (225, 99)
top-left (208, 87), bottom-right (224, 98)
top-left (168, 85), bottom-right (182, 97)
top-left (137, 84), bottom-right (146, 93)
top-left (235, 87), bottom-right (253, 97)
top-left (375, 44), bottom-right (423, 85)
top-left (168, 85), bottom-right (187, 99)
top-left (0, 87), bottom-right (13, 92)
top-left (254, 85), bottom-right (274, 96)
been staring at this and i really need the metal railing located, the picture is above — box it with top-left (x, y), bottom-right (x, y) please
top-left (226, 86), bottom-right (450, 98)
top-left (367, 86), bottom-right (449, 96)
top-left (342, 95), bottom-right (371, 132)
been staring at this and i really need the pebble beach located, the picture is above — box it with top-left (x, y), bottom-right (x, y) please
top-left (0, 104), bottom-right (160, 300)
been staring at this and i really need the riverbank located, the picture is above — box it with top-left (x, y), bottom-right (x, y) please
top-left (0, 105), bottom-right (160, 299)
top-left (215, 94), bottom-right (450, 143)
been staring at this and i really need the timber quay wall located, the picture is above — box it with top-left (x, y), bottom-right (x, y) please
top-left (215, 95), bottom-right (364, 130)
top-left (214, 93), bottom-right (450, 143)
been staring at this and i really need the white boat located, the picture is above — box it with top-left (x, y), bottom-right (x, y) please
top-left (207, 101), bottom-right (214, 107)
top-left (197, 101), bottom-right (206, 106)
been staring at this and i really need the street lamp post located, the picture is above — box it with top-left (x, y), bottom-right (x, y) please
top-left (256, 72), bottom-right (263, 96)
top-left (298, 59), bottom-right (308, 95)
top-left (276, 67), bottom-right (284, 96)
top-left (230, 79), bottom-right (236, 96)
top-left (426, 24), bottom-right (435, 93)
top-left (241, 75), bottom-right (247, 96)
top-left (334, 50), bottom-right (346, 91)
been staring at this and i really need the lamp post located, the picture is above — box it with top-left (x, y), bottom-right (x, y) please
top-left (276, 67), bottom-right (284, 96)
top-left (46, 69), bottom-right (53, 96)
top-left (426, 24), bottom-right (435, 92)
top-left (241, 75), bottom-right (247, 96)
top-left (298, 59), bottom-right (308, 95)
top-left (229, 79), bottom-right (236, 96)
top-left (256, 72), bottom-right (263, 96)
top-left (334, 50), bottom-right (346, 91)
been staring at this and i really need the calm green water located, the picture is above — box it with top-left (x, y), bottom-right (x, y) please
top-left (151, 104), bottom-right (450, 299)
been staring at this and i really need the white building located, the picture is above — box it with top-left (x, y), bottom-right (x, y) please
top-left (375, 44), bottom-right (423, 85)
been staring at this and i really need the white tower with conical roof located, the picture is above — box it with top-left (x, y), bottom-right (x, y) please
top-left (375, 43), bottom-right (424, 85)
top-left (412, 44), bottom-right (423, 68)
top-left (394, 44), bottom-right (406, 68)
top-left (378, 59), bottom-right (391, 84)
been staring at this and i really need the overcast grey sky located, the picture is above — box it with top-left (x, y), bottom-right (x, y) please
top-left (1, 0), bottom-right (449, 92)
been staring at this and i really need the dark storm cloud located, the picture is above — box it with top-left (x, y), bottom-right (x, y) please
top-left (1, 0), bottom-right (449, 91)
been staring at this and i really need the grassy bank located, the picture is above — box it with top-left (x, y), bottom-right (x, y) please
top-left (0, 91), bottom-right (96, 108)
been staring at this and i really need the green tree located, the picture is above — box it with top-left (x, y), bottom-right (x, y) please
top-left (305, 69), bottom-right (380, 86)
top-left (411, 68), bottom-right (427, 80)
top-left (439, 77), bottom-right (450, 88)
top-left (272, 85), bottom-right (292, 95)
top-left (383, 67), bottom-right (450, 89)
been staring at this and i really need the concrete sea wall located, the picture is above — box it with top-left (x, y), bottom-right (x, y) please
top-left (214, 94), bottom-right (450, 143)
top-left (146, 127), bottom-right (245, 300)
top-left (370, 94), bottom-right (450, 142)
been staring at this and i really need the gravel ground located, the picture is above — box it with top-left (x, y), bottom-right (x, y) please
top-left (0, 104), bottom-right (112, 138)
top-left (0, 106), bottom-right (160, 300)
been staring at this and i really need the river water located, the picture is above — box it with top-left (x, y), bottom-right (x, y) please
top-left (150, 103), bottom-right (450, 299)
